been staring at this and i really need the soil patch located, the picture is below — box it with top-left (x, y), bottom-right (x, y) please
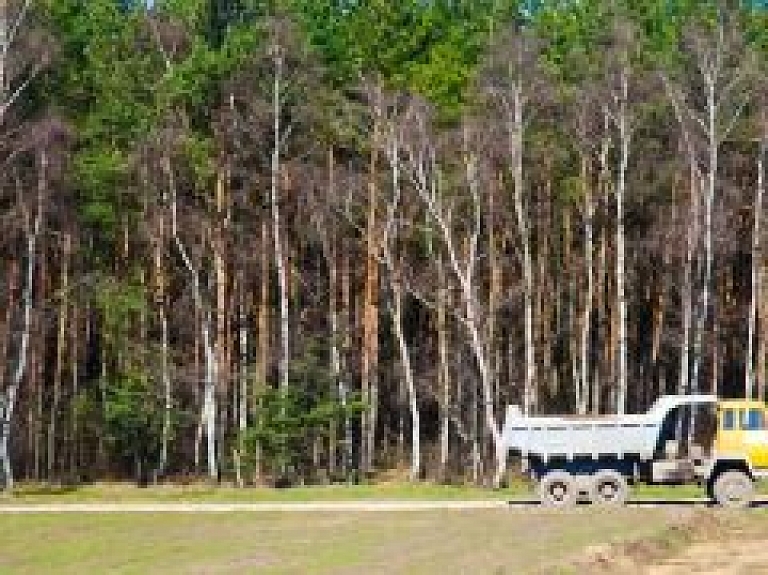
top-left (563, 511), bottom-right (762, 575)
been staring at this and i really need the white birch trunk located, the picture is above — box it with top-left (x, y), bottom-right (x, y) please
top-left (509, 88), bottom-right (536, 415)
top-left (48, 234), bottom-right (69, 480)
top-left (413, 141), bottom-right (506, 487)
top-left (616, 128), bottom-right (629, 413)
top-left (437, 258), bottom-right (450, 479)
top-left (747, 144), bottom-right (765, 399)
top-left (391, 284), bottom-right (420, 480)
top-left (328, 249), bottom-right (340, 476)
top-left (383, 132), bottom-right (420, 480)
top-left (0, 0), bottom-right (34, 126)
top-left (158, 305), bottom-right (171, 477)
top-left (1, 150), bottom-right (44, 490)
top-left (236, 289), bottom-right (248, 487)
top-left (200, 310), bottom-right (217, 480)
top-left (661, 75), bottom-right (701, 396)
top-left (0, 0), bottom-right (5, 109)
top-left (165, 155), bottom-right (218, 480)
top-left (612, 71), bottom-right (631, 414)
top-left (691, 78), bottom-right (718, 395)
top-left (272, 50), bottom-right (289, 393)
top-left (680, 169), bottom-right (699, 395)
top-left (580, 160), bottom-right (594, 415)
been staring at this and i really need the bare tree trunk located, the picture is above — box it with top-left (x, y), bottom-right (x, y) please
top-left (747, 143), bottom-right (765, 399)
top-left (164, 154), bottom-right (217, 481)
top-left (69, 295), bottom-right (79, 482)
top-left (390, 284), bottom-right (420, 481)
top-left (236, 277), bottom-right (248, 487)
top-left (48, 234), bottom-right (70, 481)
top-left (153, 203), bottom-right (171, 479)
top-left (680, 169), bottom-right (700, 395)
top-left (33, 254), bottom-right (46, 482)
top-left (325, 148), bottom-right (340, 477)
top-left (362, 97), bottom-right (382, 476)
top-left (509, 88), bottom-right (536, 415)
top-left (213, 174), bottom-right (229, 482)
top-left (254, 221), bottom-right (270, 484)
top-left (407, 123), bottom-right (507, 486)
top-left (0, 0), bottom-right (5, 106)
top-left (691, 78), bottom-right (718, 397)
top-left (580, 155), bottom-right (594, 415)
top-left (759, 262), bottom-right (768, 403)
top-left (340, 244), bottom-right (352, 480)
top-left (193, 304), bottom-right (202, 475)
top-left (437, 257), bottom-right (450, 481)
top-left (614, 72), bottom-right (631, 414)
top-left (271, 51), bottom-right (289, 394)
top-left (328, 244), bottom-right (339, 477)
top-left (594, 227), bottom-right (607, 415)
top-left (488, 175), bottom-right (501, 410)
top-left (1, 151), bottom-right (45, 490)
top-left (0, 0), bottom-right (36, 127)
top-left (0, 261), bottom-right (15, 445)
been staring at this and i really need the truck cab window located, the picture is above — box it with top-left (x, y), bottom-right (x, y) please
top-left (722, 409), bottom-right (735, 430)
top-left (744, 409), bottom-right (765, 431)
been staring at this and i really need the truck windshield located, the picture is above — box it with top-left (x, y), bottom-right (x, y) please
top-left (743, 409), bottom-right (765, 431)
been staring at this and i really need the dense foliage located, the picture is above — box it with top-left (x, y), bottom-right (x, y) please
top-left (1, 0), bottom-right (768, 487)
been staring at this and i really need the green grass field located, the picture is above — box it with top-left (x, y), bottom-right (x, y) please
top-left (0, 508), bottom-right (692, 575)
top-left (2, 482), bottom-right (766, 573)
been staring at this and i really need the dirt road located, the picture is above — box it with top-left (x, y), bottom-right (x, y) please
top-left (0, 500), bottom-right (516, 513)
top-left (648, 537), bottom-right (768, 575)
top-left (573, 511), bottom-right (768, 575)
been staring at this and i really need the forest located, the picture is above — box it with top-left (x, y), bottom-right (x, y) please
top-left (1, 0), bottom-right (768, 490)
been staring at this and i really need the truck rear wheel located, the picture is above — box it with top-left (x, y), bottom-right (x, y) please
top-left (539, 471), bottom-right (576, 507)
top-left (712, 471), bottom-right (754, 508)
top-left (591, 470), bottom-right (629, 506)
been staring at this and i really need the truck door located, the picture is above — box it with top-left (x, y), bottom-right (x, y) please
top-left (716, 407), bottom-right (740, 455)
top-left (742, 408), bottom-right (768, 469)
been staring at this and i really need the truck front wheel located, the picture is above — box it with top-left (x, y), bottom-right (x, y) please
top-left (539, 471), bottom-right (576, 507)
top-left (712, 471), bottom-right (754, 508)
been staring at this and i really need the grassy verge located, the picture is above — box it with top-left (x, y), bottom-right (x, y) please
top-left (4, 478), bottom-right (767, 504)
top-left (2, 481), bottom-right (528, 503)
top-left (0, 507), bottom-right (685, 574)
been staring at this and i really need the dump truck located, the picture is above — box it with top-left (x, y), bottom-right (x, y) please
top-left (502, 395), bottom-right (768, 507)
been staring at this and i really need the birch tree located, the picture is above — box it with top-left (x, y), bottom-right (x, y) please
top-left (665, 20), bottom-right (752, 396)
top-left (606, 42), bottom-right (634, 414)
top-left (403, 105), bottom-right (507, 486)
top-left (747, 105), bottom-right (767, 399)
top-left (486, 29), bottom-right (538, 415)
top-left (162, 149), bottom-right (218, 481)
top-left (0, 0), bottom-right (40, 127)
top-left (381, 114), bottom-right (421, 480)
top-left (1, 148), bottom-right (46, 489)
top-left (0, 0), bottom-right (48, 490)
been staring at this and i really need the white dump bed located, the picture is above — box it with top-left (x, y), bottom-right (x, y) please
top-left (502, 395), bottom-right (717, 461)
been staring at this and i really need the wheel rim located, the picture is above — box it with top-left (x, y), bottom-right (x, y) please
top-left (722, 479), bottom-right (749, 504)
top-left (549, 481), bottom-right (569, 503)
top-left (597, 481), bottom-right (619, 502)
top-left (715, 474), bottom-right (753, 507)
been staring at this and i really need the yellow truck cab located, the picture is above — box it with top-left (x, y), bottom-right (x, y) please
top-left (715, 400), bottom-right (768, 468)
top-left (705, 400), bottom-right (768, 505)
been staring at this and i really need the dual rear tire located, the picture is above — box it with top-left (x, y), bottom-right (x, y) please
top-left (538, 469), bottom-right (629, 507)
